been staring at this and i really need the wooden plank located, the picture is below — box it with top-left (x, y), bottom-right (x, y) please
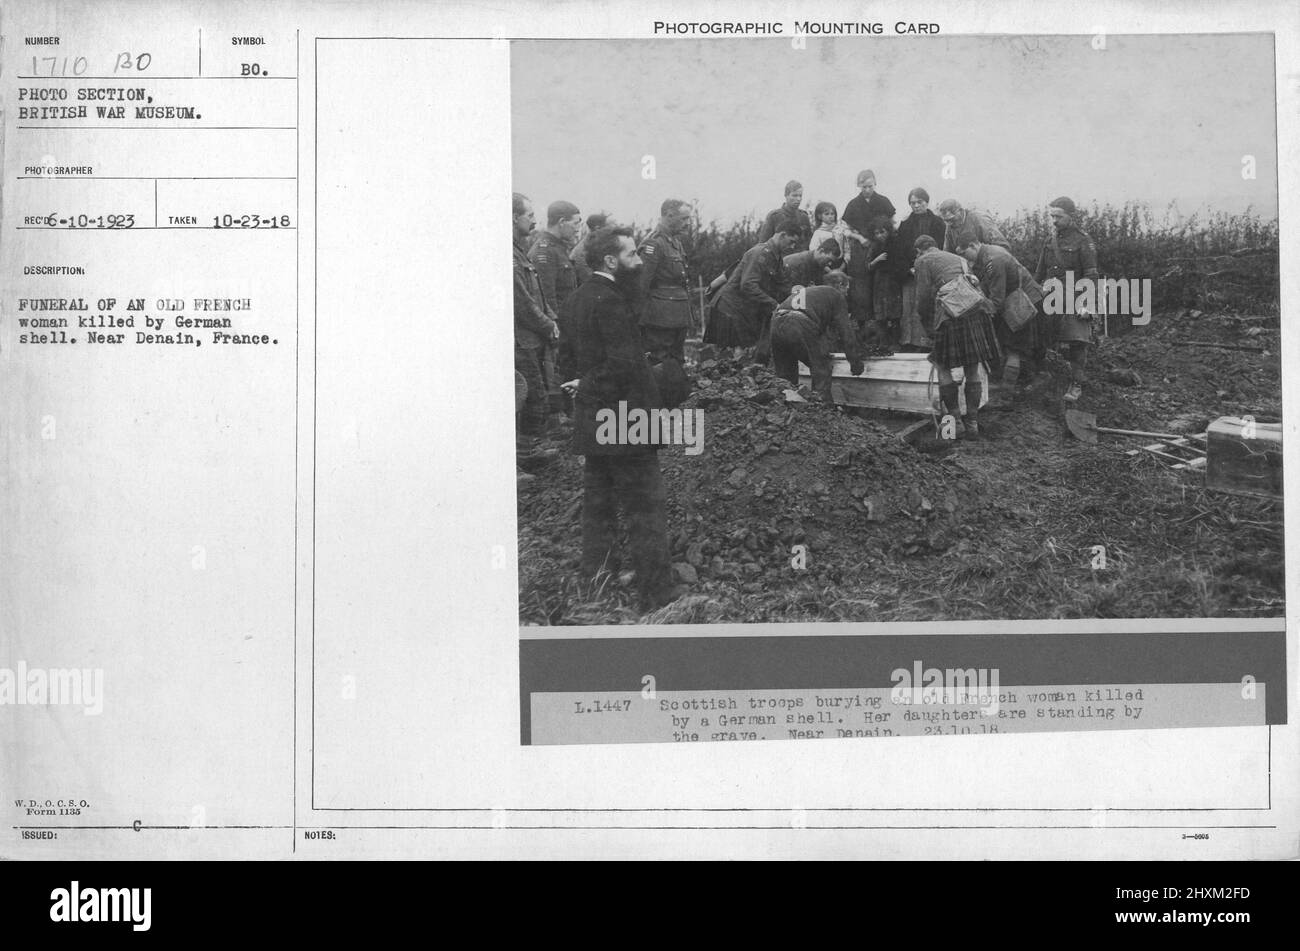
top-left (1125, 434), bottom-right (1208, 457)
top-left (799, 353), bottom-right (987, 415)
top-left (1143, 446), bottom-right (1196, 466)
top-left (1160, 436), bottom-right (1205, 453)
top-left (801, 374), bottom-right (934, 414)
top-left (1123, 437), bottom-right (1204, 468)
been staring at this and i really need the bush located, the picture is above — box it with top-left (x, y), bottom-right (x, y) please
top-left (998, 202), bottom-right (1278, 313)
top-left (637, 201), bottom-right (1278, 315)
top-left (680, 213), bottom-right (761, 287)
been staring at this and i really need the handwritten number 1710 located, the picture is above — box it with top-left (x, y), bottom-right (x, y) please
top-left (29, 52), bottom-right (152, 76)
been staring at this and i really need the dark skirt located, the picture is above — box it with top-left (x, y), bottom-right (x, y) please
top-left (702, 305), bottom-right (726, 345)
top-left (930, 305), bottom-right (1002, 370)
top-left (706, 296), bottom-right (762, 348)
top-left (899, 278), bottom-right (932, 348)
top-left (1054, 311), bottom-right (1093, 345)
top-left (995, 306), bottom-right (1040, 355)
top-left (872, 270), bottom-right (902, 323)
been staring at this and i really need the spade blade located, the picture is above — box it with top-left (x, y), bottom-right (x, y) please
top-left (1064, 408), bottom-right (1099, 444)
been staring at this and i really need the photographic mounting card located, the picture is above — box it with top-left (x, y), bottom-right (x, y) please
top-left (2, 0), bottom-right (1297, 861)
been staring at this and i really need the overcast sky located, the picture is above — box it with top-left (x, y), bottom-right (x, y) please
top-left (511, 34), bottom-right (1278, 228)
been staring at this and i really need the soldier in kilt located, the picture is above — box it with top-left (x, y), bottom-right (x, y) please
top-left (913, 235), bottom-right (1001, 438)
top-left (955, 235), bottom-right (1043, 391)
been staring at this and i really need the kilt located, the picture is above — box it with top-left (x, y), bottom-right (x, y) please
top-left (707, 296), bottom-right (764, 348)
top-left (702, 302), bottom-right (725, 345)
top-left (1054, 311), bottom-right (1094, 345)
top-left (995, 304), bottom-right (1040, 355)
top-left (930, 305), bottom-right (1002, 371)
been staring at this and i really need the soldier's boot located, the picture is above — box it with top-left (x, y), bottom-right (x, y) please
top-left (938, 384), bottom-right (964, 439)
top-left (1026, 364), bottom-right (1052, 391)
top-left (1022, 349), bottom-right (1050, 390)
top-left (963, 382), bottom-right (983, 439)
top-left (985, 353), bottom-right (1018, 408)
top-left (812, 372), bottom-right (836, 404)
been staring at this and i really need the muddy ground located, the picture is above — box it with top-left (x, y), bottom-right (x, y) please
top-left (518, 308), bottom-right (1283, 625)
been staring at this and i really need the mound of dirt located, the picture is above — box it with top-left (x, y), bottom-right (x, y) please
top-left (1085, 308), bottom-right (1281, 432)
top-left (518, 313), bottom-right (1284, 625)
top-left (660, 353), bottom-right (967, 593)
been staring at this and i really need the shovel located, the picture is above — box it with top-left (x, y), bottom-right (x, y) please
top-left (1064, 409), bottom-right (1206, 445)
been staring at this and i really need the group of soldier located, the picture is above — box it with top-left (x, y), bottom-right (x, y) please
top-left (513, 193), bottom-right (692, 612)
top-left (699, 173), bottom-right (1101, 436)
top-left (512, 175), bottom-right (1102, 612)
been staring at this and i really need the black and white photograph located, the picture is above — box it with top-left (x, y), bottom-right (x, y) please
top-left (512, 33), bottom-right (1284, 625)
top-left (4, 0), bottom-right (1297, 873)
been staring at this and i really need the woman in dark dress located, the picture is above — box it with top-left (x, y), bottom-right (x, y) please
top-left (895, 188), bottom-right (948, 351)
top-left (841, 169), bottom-right (896, 331)
top-left (864, 216), bottom-right (905, 347)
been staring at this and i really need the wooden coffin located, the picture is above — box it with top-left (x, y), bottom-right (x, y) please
top-left (1206, 415), bottom-right (1283, 500)
top-left (799, 352), bottom-right (988, 415)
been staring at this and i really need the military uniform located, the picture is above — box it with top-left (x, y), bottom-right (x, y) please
top-left (529, 231), bottom-right (579, 415)
top-left (570, 235), bottom-right (594, 287)
top-left (974, 243), bottom-right (1042, 359)
top-left (1035, 225), bottom-right (1099, 345)
top-left (941, 209), bottom-right (1010, 255)
top-left (530, 231), bottom-right (580, 312)
top-left (757, 205), bottom-right (813, 251)
top-left (711, 238), bottom-right (790, 350)
top-left (916, 248), bottom-right (999, 434)
top-left (637, 229), bottom-right (693, 363)
top-left (513, 235), bottom-right (558, 436)
top-left (771, 286), bottom-right (864, 400)
top-left (782, 250), bottom-right (826, 289)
